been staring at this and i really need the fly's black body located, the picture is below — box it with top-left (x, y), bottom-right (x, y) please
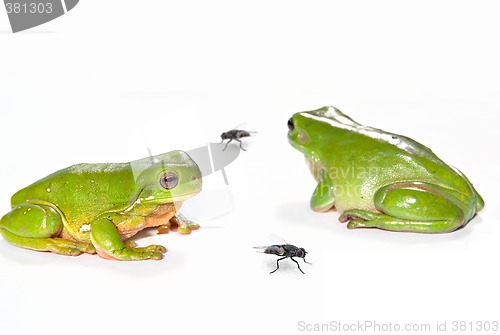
top-left (254, 243), bottom-right (311, 274)
top-left (220, 129), bottom-right (256, 151)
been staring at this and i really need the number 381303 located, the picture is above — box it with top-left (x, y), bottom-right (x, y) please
top-left (5, 2), bottom-right (53, 14)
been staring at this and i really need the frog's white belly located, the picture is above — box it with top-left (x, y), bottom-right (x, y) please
top-left (334, 197), bottom-right (379, 213)
top-left (332, 182), bottom-right (379, 213)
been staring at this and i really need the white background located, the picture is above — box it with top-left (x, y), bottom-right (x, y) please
top-left (1, 1), bottom-right (499, 334)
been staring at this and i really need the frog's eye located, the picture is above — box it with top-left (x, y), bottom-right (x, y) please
top-left (160, 172), bottom-right (178, 190)
top-left (287, 117), bottom-right (294, 132)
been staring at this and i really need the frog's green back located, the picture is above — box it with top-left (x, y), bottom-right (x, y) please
top-left (11, 162), bottom-right (137, 224)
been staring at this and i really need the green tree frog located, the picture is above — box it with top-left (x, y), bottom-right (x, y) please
top-left (287, 106), bottom-right (484, 233)
top-left (0, 150), bottom-right (202, 260)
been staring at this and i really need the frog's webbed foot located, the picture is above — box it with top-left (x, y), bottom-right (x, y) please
top-left (120, 241), bottom-right (167, 258)
top-left (45, 240), bottom-right (95, 256)
top-left (339, 209), bottom-right (390, 229)
top-left (106, 244), bottom-right (167, 261)
top-left (91, 217), bottom-right (166, 260)
top-left (340, 208), bottom-right (465, 233)
top-left (168, 213), bottom-right (200, 235)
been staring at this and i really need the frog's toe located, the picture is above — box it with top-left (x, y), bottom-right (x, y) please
top-left (346, 219), bottom-right (369, 229)
top-left (339, 209), bottom-right (378, 222)
top-left (142, 249), bottom-right (165, 260)
top-left (149, 252), bottom-right (164, 260)
top-left (79, 242), bottom-right (96, 254)
top-left (340, 210), bottom-right (384, 229)
top-left (52, 246), bottom-right (84, 256)
top-left (177, 223), bottom-right (199, 235)
top-left (177, 227), bottom-right (192, 235)
top-left (188, 223), bottom-right (200, 230)
top-left (48, 239), bottom-right (95, 256)
top-left (146, 246), bottom-right (167, 260)
top-left (144, 244), bottom-right (167, 254)
top-left (170, 214), bottom-right (200, 235)
top-left (157, 226), bottom-right (171, 234)
top-left (121, 245), bottom-right (167, 260)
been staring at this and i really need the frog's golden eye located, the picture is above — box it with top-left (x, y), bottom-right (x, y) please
top-left (287, 117), bottom-right (294, 132)
top-left (160, 172), bottom-right (178, 190)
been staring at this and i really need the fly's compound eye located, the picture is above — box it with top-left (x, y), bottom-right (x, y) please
top-left (296, 249), bottom-right (304, 257)
top-left (287, 117), bottom-right (294, 132)
top-left (160, 172), bottom-right (179, 190)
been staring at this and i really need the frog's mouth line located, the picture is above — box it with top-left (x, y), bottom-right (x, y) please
top-left (160, 190), bottom-right (202, 203)
top-left (287, 134), bottom-right (305, 152)
top-left (136, 190), bottom-right (202, 205)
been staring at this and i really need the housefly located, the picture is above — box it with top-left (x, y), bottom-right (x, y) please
top-left (220, 129), bottom-right (256, 151)
top-left (254, 241), bottom-right (311, 274)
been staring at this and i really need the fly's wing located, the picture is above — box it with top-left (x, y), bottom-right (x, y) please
top-left (221, 123), bottom-right (246, 136)
top-left (253, 245), bottom-right (286, 256)
top-left (268, 234), bottom-right (289, 246)
top-left (268, 234), bottom-right (303, 257)
top-left (232, 122), bottom-right (247, 130)
top-left (253, 246), bottom-right (270, 253)
top-left (238, 130), bottom-right (257, 138)
top-left (254, 234), bottom-right (289, 255)
top-left (226, 123), bottom-right (257, 137)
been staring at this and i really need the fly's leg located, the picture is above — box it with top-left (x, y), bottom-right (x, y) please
top-left (290, 257), bottom-right (305, 274)
top-left (235, 139), bottom-right (246, 151)
top-left (270, 256), bottom-right (287, 274)
top-left (222, 139), bottom-right (232, 151)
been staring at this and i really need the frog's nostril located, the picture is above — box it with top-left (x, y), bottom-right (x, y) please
top-left (288, 118), bottom-right (294, 132)
top-left (191, 175), bottom-right (197, 181)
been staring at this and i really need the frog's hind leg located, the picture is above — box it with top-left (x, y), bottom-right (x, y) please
top-left (339, 183), bottom-right (466, 233)
top-left (0, 204), bottom-right (94, 255)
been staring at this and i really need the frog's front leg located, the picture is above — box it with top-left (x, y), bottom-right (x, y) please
top-left (90, 213), bottom-right (166, 260)
top-left (339, 182), bottom-right (465, 233)
top-left (310, 168), bottom-right (335, 212)
top-left (165, 213), bottom-right (200, 235)
top-left (0, 203), bottom-right (95, 255)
